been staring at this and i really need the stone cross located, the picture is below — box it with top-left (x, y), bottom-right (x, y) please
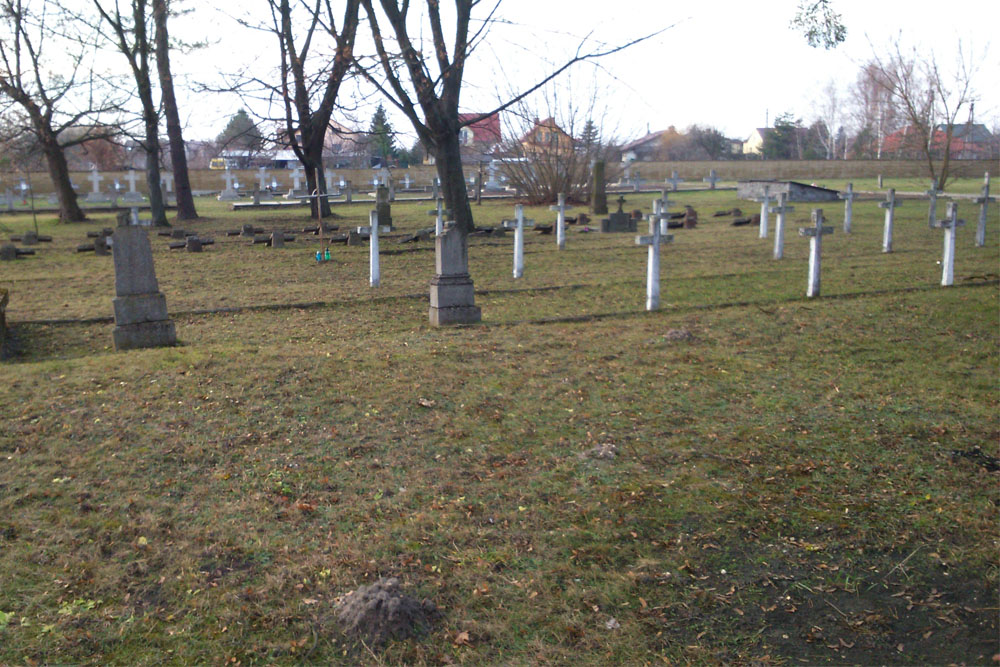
top-left (879, 188), bottom-right (901, 253)
top-left (404, 173), bottom-right (412, 189)
top-left (635, 211), bottom-right (674, 311)
top-left (367, 210), bottom-right (382, 287)
top-left (325, 171), bottom-right (336, 191)
top-left (502, 204), bottom-right (535, 279)
top-left (88, 168), bottom-right (103, 194)
top-left (291, 167), bottom-right (304, 191)
top-left (665, 170), bottom-right (683, 192)
top-left (343, 179), bottom-right (352, 204)
top-left (125, 170), bottom-right (139, 194)
top-left (257, 167), bottom-right (269, 190)
top-left (925, 179), bottom-right (942, 228)
top-left (839, 182), bottom-right (856, 234)
top-left (974, 172), bottom-right (994, 247)
top-left (160, 171), bottom-right (174, 194)
top-left (549, 192), bottom-right (572, 250)
top-left (427, 198), bottom-right (451, 237)
top-left (756, 185), bottom-right (771, 239)
top-left (933, 202), bottom-right (965, 286)
top-left (432, 177), bottom-right (440, 200)
top-left (218, 168), bottom-right (240, 201)
top-left (702, 169), bottom-right (719, 190)
top-left (653, 196), bottom-right (671, 235)
top-left (769, 193), bottom-right (794, 260)
top-left (798, 208), bottom-right (834, 298)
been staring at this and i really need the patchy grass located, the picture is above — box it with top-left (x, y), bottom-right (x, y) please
top-left (0, 186), bottom-right (997, 665)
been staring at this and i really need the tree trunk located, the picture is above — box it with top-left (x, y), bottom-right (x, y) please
top-left (153, 0), bottom-right (197, 221)
top-left (434, 131), bottom-right (473, 234)
top-left (39, 127), bottom-right (86, 223)
top-left (301, 142), bottom-right (330, 219)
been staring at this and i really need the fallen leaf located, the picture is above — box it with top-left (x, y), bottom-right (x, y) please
top-left (302, 598), bottom-right (319, 605)
top-left (453, 630), bottom-right (471, 646)
top-left (418, 398), bottom-right (436, 408)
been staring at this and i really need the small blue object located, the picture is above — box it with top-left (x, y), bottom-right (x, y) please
top-left (315, 251), bottom-right (322, 262)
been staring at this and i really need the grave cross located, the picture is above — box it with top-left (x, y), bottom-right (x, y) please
top-left (974, 172), bottom-right (994, 247)
top-left (501, 204), bottom-right (536, 279)
top-left (257, 167), bottom-right (269, 190)
top-left (665, 170), bottom-right (683, 192)
top-left (635, 211), bottom-right (674, 311)
top-left (839, 182), bottom-right (856, 234)
top-left (756, 185), bottom-right (772, 239)
top-left (925, 179), bottom-right (942, 228)
top-left (427, 198), bottom-right (452, 237)
top-left (702, 169), bottom-right (719, 190)
top-left (653, 196), bottom-right (671, 235)
top-left (291, 167), bottom-right (304, 192)
top-left (432, 177), bottom-right (440, 200)
top-left (357, 211), bottom-right (391, 287)
top-left (769, 193), bottom-right (794, 260)
top-left (125, 170), bottom-right (140, 194)
top-left (879, 188), bottom-right (901, 253)
top-left (403, 173), bottom-right (412, 189)
top-left (160, 171), bottom-right (174, 194)
top-left (549, 193), bottom-right (572, 250)
top-left (798, 208), bottom-right (834, 298)
top-left (933, 202), bottom-right (965, 287)
top-left (88, 168), bottom-right (103, 194)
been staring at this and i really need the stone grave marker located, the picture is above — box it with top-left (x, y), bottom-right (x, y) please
top-left (798, 208), bottom-right (833, 298)
top-left (110, 220), bottom-right (176, 350)
top-left (357, 210), bottom-right (390, 287)
top-left (879, 188), bottom-right (901, 253)
top-left (343, 179), bottom-right (352, 203)
top-left (284, 167), bottom-right (306, 199)
top-left (933, 202), bottom-right (965, 287)
top-left (549, 193), bottom-right (572, 250)
top-left (703, 169), bottom-right (719, 190)
top-left (427, 198), bottom-right (451, 237)
top-left (256, 168), bottom-right (275, 200)
top-left (840, 182), bottom-right (856, 234)
top-left (756, 184), bottom-right (772, 239)
top-left (974, 172), bottom-right (994, 247)
top-left (160, 172), bottom-right (174, 203)
top-left (591, 160), bottom-right (608, 215)
top-left (86, 168), bottom-right (110, 203)
top-left (925, 179), bottom-right (942, 229)
top-left (376, 185), bottom-right (393, 230)
top-left (429, 226), bottom-right (480, 326)
top-left (122, 170), bottom-right (144, 202)
top-left (501, 204), bottom-right (535, 279)
top-left (635, 210), bottom-right (673, 311)
top-left (769, 193), bottom-right (794, 260)
top-left (432, 177), bottom-right (440, 200)
top-left (270, 230), bottom-right (285, 248)
top-left (653, 196), bottom-right (671, 235)
top-left (665, 170), bottom-right (683, 192)
top-left (601, 195), bottom-right (637, 233)
top-left (217, 168), bottom-right (241, 201)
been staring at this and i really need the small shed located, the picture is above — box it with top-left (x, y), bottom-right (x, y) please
top-left (737, 180), bottom-right (840, 202)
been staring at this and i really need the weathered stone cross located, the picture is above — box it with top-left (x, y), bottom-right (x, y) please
top-left (665, 170), bottom-right (683, 192)
top-left (756, 184), bottom-right (772, 239)
top-left (879, 188), bottom-right (902, 253)
top-left (974, 172), bottom-right (994, 247)
top-left (925, 179), bottom-right (942, 228)
top-left (549, 193), bottom-right (572, 250)
top-left (798, 208), bottom-right (834, 298)
top-left (702, 169), bottom-right (719, 190)
top-left (932, 202), bottom-right (965, 287)
top-left (502, 204), bottom-right (535, 279)
top-left (839, 182), bottom-right (856, 234)
top-left (427, 198), bottom-right (451, 237)
top-left (769, 193), bottom-right (794, 260)
top-left (356, 210), bottom-right (390, 287)
top-left (635, 211), bottom-right (674, 310)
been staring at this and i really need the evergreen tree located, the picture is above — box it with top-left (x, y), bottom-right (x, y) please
top-left (369, 104), bottom-right (396, 164)
top-left (579, 119), bottom-right (600, 152)
top-left (217, 109), bottom-right (263, 152)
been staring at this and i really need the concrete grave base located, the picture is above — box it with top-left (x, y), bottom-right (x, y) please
top-left (113, 319), bottom-right (176, 351)
top-left (429, 302), bottom-right (481, 326)
top-left (428, 274), bottom-right (480, 325)
top-left (113, 293), bottom-right (169, 324)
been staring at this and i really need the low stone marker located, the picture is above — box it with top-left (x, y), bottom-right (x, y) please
top-left (429, 227), bottom-right (480, 326)
top-left (550, 193), bottom-right (572, 250)
top-left (111, 221), bottom-right (176, 351)
top-left (601, 195), bottom-right (637, 233)
top-left (798, 208), bottom-right (833, 298)
top-left (974, 172), bottom-right (994, 247)
top-left (769, 193), bottom-right (794, 260)
top-left (501, 204), bottom-right (535, 279)
top-left (636, 210), bottom-right (673, 311)
top-left (879, 188), bottom-right (901, 253)
top-left (933, 202), bottom-right (965, 287)
top-left (840, 182), bottom-right (856, 234)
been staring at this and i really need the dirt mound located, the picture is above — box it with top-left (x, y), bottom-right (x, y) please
top-left (336, 577), bottom-right (438, 646)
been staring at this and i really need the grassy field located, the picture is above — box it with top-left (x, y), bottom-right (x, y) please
top-left (0, 180), bottom-right (997, 665)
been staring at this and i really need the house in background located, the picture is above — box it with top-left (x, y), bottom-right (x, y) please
top-left (620, 131), bottom-right (666, 162)
top-left (743, 128), bottom-right (773, 156)
top-left (520, 117), bottom-right (573, 155)
top-left (882, 123), bottom-right (995, 159)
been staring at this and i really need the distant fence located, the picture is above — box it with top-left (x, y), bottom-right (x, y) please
top-left (0, 160), bottom-right (996, 194)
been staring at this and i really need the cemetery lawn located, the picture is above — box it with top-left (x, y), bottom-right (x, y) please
top-left (0, 185), bottom-right (997, 665)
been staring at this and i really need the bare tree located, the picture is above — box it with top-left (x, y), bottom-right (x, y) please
top-left (0, 0), bottom-right (121, 222)
top-left (152, 0), bottom-right (196, 220)
top-left (812, 79), bottom-right (841, 159)
top-left (358, 0), bottom-right (661, 234)
top-left (867, 37), bottom-right (980, 189)
top-left (848, 62), bottom-right (899, 159)
top-left (227, 0), bottom-right (359, 219)
top-left (92, 0), bottom-right (169, 226)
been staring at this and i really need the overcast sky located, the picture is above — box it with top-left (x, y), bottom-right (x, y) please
top-left (171, 0), bottom-right (999, 144)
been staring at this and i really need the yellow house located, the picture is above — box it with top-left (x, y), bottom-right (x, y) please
top-left (520, 117), bottom-right (574, 155)
top-left (743, 128), bottom-right (772, 156)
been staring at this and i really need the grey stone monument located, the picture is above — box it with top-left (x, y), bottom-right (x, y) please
top-left (375, 185), bottom-right (393, 230)
top-left (429, 227), bottom-right (480, 326)
top-left (111, 221), bottom-right (176, 351)
top-left (591, 160), bottom-right (608, 215)
top-left (601, 195), bottom-right (637, 233)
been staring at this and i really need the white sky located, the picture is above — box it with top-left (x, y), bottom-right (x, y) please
top-left (168, 0), bottom-right (1000, 145)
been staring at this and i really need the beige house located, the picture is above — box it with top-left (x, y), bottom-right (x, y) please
top-left (743, 128), bottom-right (772, 156)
